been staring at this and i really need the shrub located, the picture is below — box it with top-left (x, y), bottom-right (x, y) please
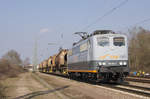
top-left (0, 83), bottom-right (6, 99)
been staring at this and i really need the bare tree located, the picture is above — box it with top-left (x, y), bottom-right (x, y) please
top-left (23, 57), bottom-right (30, 67)
top-left (2, 49), bottom-right (22, 65)
top-left (129, 27), bottom-right (150, 72)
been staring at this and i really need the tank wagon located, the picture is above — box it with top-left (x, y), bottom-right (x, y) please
top-left (55, 49), bottom-right (68, 73)
top-left (40, 61), bottom-right (44, 72)
top-left (48, 56), bottom-right (53, 72)
top-left (51, 54), bottom-right (57, 72)
top-left (42, 60), bottom-right (48, 72)
top-left (39, 30), bottom-right (129, 83)
top-left (39, 63), bottom-right (43, 72)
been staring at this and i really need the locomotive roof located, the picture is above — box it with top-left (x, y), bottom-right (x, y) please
top-left (73, 30), bottom-right (116, 46)
top-left (91, 30), bottom-right (115, 35)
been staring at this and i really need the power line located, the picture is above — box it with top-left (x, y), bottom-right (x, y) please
top-left (81, 0), bottom-right (128, 31)
top-left (133, 18), bottom-right (150, 26)
top-left (121, 18), bottom-right (150, 30)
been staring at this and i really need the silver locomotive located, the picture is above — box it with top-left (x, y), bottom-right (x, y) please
top-left (67, 30), bottom-right (129, 83)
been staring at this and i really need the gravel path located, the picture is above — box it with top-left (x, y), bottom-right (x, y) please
top-left (3, 72), bottom-right (67, 99)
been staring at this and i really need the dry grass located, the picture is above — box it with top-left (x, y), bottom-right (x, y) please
top-left (0, 83), bottom-right (7, 99)
top-left (0, 59), bottom-right (26, 98)
top-left (0, 59), bottom-right (25, 80)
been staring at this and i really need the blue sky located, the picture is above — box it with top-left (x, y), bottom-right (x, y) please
top-left (0, 0), bottom-right (149, 62)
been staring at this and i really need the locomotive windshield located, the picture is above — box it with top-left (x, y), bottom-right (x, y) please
top-left (113, 37), bottom-right (125, 46)
top-left (97, 37), bottom-right (109, 46)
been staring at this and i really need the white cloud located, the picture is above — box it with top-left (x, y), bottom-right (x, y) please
top-left (40, 28), bottom-right (49, 33)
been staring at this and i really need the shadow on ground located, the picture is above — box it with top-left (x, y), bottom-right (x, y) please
top-left (13, 85), bottom-right (69, 99)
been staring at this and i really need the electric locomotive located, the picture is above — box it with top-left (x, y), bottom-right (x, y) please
top-left (67, 30), bottom-right (129, 82)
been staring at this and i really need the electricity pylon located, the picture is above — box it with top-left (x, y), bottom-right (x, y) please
top-left (32, 37), bottom-right (38, 72)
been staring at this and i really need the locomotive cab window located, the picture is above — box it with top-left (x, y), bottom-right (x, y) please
top-left (97, 37), bottom-right (109, 47)
top-left (113, 37), bottom-right (125, 46)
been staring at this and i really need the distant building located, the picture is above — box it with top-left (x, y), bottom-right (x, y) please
top-left (24, 64), bottom-right (39, 71)
top-left (37, 64), bottom-right (39, 69)
top-left (24, 64), bottom-right (33, 71)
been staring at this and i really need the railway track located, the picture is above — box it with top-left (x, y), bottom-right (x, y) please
top-left (126, 77), bottom-right (150, 83)
top-left (42, 72), bottom-right (150, 98)
top-left (129, 75), bottom-right (150, 79)
top-left (47, 72), bottom-right (150, 84)
top-left (98, 84), bottom-right (150, 98)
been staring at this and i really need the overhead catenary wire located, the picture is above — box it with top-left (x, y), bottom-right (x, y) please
top-left (120, 18), bottom-right (150, 31)
top-left (81, 0), bottom-right (129, 31)
top-left (133, 18), bottom-right (150, 26)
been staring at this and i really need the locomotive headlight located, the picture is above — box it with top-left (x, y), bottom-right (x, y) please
top-left (99, 62), bottom-right (102, 65)
top-left (123, 62), bottom-right (127, 65)
top-left (102, 62), bottom-right (106, 65)
top-left (119, 62), bottom-right (123, 65)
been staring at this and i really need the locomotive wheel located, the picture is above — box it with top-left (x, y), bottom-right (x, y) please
top-left (101, 78), bottom-right (110, 83)
top-left (116, 78), bottom-right (124, 84)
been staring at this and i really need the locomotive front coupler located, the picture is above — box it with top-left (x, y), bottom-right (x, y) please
top-left (98, 66), bottom-right (114, 73)
top-left (98, 66), bottom-right (124, 78)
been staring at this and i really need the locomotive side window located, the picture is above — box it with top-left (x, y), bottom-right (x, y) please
top-left (113, 37), bottom-right (125, 46)
top-left (97, 37), bottom-right (109, 47)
